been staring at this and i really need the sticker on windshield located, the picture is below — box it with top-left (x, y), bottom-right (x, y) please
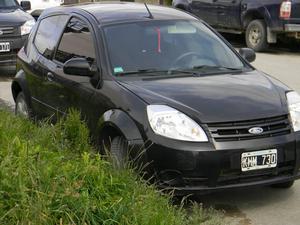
top-left (167, 25), bottom-right (196, 34)
top-left (114, 67), bottom-right (124, 74)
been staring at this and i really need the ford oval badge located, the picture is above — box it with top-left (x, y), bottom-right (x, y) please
top-left (248, 127), bottom-right (264, 135)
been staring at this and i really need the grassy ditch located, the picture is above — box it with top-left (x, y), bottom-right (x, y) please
top-left (0, 109), bottom-right (222, 224)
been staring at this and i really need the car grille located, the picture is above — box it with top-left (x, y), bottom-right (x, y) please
top-left (0, 26), bottom-right (19, 37)
top-left (0, 49), bottom-right (17, 61)
top-left (207, 115), bottom-right (291, 142)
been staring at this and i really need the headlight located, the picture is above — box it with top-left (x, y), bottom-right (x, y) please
top-left (147, 105), bottom-right (208, 142)
top-left (20, 20), bottom-right (35, 36)
top-left (287, 91), bottom-right (300, 132)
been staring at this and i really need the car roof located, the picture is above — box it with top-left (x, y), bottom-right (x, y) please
top-left (42, 2), bottom-right (198, 25)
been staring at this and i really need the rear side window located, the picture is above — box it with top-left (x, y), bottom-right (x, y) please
top-left (54, 18), bottom-right (96, 64)
top-left (34, 15), bottom-right (68, 59)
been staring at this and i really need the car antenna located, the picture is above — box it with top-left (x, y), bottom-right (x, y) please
top-left (144, 3), bottom-right (154, 19)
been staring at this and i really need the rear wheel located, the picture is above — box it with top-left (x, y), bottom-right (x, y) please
top-left (110, 136), bottom-right (128, 169)
top-left (15, 92), bottom-right (31, 119)
top-left (246, 19), bottom-right (268, 52)
top-left (271, 181), bottom-right (294, 189)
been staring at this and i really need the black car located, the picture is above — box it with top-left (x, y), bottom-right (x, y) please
top-left (0, 0), bottom-right (34, 66)
top-left (12, 2), bottom-right (300, 194)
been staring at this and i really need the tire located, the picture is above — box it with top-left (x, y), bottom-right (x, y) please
top-left (246, 19), bottom-right (268, 52)
top-left (110, 136), bottom-right (128, 169)
top-left (271, 181), bottom-right (294, 189)
top-left (15, 92), bottom-right (32, 119)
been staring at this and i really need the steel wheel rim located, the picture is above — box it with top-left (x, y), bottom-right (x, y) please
top-left (249, 26), bottom-right (262, 46)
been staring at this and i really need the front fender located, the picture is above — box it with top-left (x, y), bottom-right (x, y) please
top-left (98, 109), bottom-right (144, 144)
top-left (97, 109), bottom-right (153, 174)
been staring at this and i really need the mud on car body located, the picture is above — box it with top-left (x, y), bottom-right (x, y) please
top-left (12, 2), bottom-right (300, 194)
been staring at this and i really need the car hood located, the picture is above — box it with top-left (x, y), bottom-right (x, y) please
top-left (0, 8), bottom-right (33, 26)
top-left (119, 71), bottom-right (289, 123)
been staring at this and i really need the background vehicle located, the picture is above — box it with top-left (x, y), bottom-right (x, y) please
top-left (172, 0), bottom-right (300, 51)
top-left (17, 0), bottom-right (63, 20)
top-left (0, 0), bottom-right (35, 67)
top-left (12, 3), bottom-right (300, 194)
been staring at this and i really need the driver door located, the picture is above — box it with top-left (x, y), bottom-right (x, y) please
top-left (44, 17), bottom-right (98, 122)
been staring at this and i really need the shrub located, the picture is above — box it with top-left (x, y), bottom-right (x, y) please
top-left (0, 109), bottom-right (222, 224)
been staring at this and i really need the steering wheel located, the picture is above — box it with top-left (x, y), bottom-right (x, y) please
top-left (171, 52), bottom-right (216, 69)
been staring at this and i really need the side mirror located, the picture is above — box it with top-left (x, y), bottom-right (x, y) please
top-left (31, 10), bottom-right (43, 21)
top-left (20, 1), bottom-right (31, 11)
top-left (63, 58), bottom-right (96, 77)
top-left (239, 48), bottom-right (256, 63)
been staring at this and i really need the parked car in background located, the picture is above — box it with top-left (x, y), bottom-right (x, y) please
top-left (12, 3), bottom-right (300, 194)
top-left (17, 0), bottom-right (63, 20)
top-left (0, 0), bottom-right (35, 67)
top-left (172, 0), bottom-right (300, 51)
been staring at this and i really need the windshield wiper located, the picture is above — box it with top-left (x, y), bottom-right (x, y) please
top-left (115, 68), bottom-right (198, 77)
top-left (115, 69), bottom-right (165, 76)
top-left (192, 65), bottom-right (243, 71)
top-left (115, 66), bottom-right (243, 78)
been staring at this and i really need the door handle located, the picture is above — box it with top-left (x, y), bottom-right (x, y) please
top-left (47, 72), bottom-right (54, 82)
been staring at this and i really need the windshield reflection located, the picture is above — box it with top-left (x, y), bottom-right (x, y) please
top-left (104, 20), bottom-right (246, 77)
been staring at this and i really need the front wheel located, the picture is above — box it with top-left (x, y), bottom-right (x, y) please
top-left (271, 181), bottom-right (294, 189)
top-left (110, 136), bottom-right (129, 169)
top-left (245, 19), bottom-right (268, 52)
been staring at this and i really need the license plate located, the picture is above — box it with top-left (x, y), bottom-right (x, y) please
top-left (241, 149), bottom-right (277, 172)
top-left (0, 42), bottom-right (10, 52)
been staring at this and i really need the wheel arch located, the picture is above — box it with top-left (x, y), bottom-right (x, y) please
top-left (242, 10), bottom-right (266, 29)
top-left (97, 109), bottom-right (144, 150)
top-left (242, 6), bottom-right (271, 30)
top-left (11, 70), bottom-right (32, 108)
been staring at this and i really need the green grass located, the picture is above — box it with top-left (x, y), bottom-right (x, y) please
top-left (0, 109), bottom-right (223, 224)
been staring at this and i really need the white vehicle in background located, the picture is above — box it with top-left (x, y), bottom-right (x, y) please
top-left (31, 0), bottom-right (63, 10)
top-left (18, 0), bottom-right (64, 19)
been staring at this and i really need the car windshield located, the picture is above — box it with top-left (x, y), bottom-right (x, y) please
top-left (104, 20), bottom-right (247, 77)
top-left (0, 0), bottom-right (18, 8)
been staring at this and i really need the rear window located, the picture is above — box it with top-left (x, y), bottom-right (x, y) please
top-left (34, 15), bottom-right (68, 59)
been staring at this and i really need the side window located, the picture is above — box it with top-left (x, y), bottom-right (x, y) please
top-left (54, 18), bottom-right (96, 65)
top-left (34, 15), bottom-right (69, 59)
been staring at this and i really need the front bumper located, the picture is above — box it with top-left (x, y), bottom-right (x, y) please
top-left (0, 35), bottom-right (28, 66)
top-left (285, 24), bottom-right (300, 32)
top-left (159, 172), bottom-right (300, 195)
top-left (140, 131), bottom-right (300, 194)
